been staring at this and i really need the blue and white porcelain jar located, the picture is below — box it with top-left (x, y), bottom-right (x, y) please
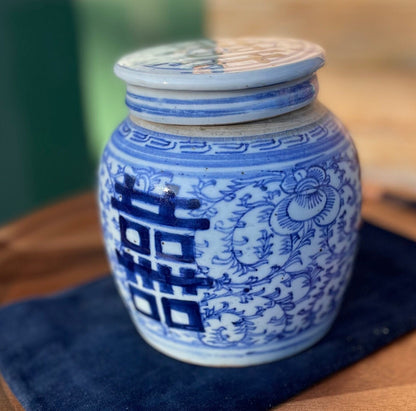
top-left (99, 38), bottom-right (361, 366)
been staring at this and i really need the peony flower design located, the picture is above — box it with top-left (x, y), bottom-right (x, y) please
top-left (270, 166), bottom-right (341, 235)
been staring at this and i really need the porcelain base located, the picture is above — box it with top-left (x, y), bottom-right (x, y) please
top-left (132, 312), bottom-right (336, 367)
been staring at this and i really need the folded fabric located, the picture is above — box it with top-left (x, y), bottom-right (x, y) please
top-left (0, 223), bottom-right (415, 410)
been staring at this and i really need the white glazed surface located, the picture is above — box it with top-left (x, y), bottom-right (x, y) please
top-left (114, 38), bottom-right (325, 90)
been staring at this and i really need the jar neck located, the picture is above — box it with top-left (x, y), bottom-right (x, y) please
top-left (125, 74), bottom-right (319, 126)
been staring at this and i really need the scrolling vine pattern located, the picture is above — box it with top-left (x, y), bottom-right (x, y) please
top-left (100, 142), bottom-right (361, 350)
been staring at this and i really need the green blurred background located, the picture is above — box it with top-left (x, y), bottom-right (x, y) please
top-left (0, 0), bottom-right (203, 225)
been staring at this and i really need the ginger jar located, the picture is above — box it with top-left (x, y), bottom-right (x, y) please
top-left (98, 38), bottom-right (361, 367)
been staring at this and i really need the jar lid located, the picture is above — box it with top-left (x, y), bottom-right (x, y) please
top-left (114, 38), bottom-right (325, 125)
top-left (115, 38), bottom-right (325, 91)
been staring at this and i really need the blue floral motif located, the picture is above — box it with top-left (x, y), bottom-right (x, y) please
top-left (99, 109), bottom-right (361, 366)
top-left (271, 166), bottom-right (341, 235)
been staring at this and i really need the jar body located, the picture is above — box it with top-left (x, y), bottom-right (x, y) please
top-left (98, 101), bottom-right (361, 366)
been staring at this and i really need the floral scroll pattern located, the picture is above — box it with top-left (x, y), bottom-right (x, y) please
top-left (178, 147), bottom-right (362, 348)
top-left (271, 166), bottom-right (341, 235)
top-left (100, 136), bottom-right (361, 352)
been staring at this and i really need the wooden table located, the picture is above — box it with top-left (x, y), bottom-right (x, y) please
top-left (0, 190), bottom-right (415, 410)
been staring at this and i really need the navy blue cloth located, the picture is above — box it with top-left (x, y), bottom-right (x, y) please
top-left (0, 223), bottom-right (415, 410)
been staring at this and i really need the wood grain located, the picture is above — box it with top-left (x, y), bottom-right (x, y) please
top-left (279, 328), bottom-right (416, 410)
top-left (0, 376), bottom-right (20, 411)
top-left (0, 193), bottom-right (109, 306)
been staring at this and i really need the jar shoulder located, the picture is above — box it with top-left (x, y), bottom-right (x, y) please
top-left (103, 101), bottom-right (354, 170)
